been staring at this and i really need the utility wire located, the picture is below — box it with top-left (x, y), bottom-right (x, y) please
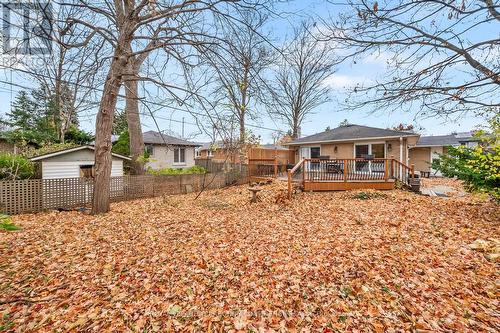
top-left (0, 65), bottom-right (286, 133)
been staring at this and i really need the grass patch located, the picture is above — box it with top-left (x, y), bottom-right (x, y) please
top-left (351, 191), bottom-right (388, 200)
top-left (0, 214), bottom-right (21, 231)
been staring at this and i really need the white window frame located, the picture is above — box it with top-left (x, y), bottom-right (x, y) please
top-left (299, 146), bottom-right (321, 160)
top-left (207, 150), bottom-right (214, 158)
top-left (353, 142), bottom-right (386, 173)
top-left (173, 147), bottom-right (186, 165)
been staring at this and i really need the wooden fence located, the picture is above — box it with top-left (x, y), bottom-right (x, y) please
top-left (248, 147), bottom-right (295, 165)
top-left (195, 159), bottom-right (248, 174)
top-left (0, 171), bottom-right (246, 215)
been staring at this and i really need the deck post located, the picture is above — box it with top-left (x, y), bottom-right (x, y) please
top-left (287, 169), bottom-right (292, 199)
top-left (384, 159), bottom-right (389, 181)
top-left (390, 155), bottom-right (394, 179)
top-left (344, 159), bottom-right (348, 182)
top-left (302, 159), bottom-right (306, 183)
top-left (411, 164), bottom-right (415, 179)
top-left (274, 158), bottom-right (278, 178)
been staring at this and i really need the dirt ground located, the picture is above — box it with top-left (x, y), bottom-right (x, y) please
top-left (1, 181), bottom-right (499, 332)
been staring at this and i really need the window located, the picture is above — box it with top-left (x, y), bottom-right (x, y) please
top-left (371, 144), bottom-right (385, 158)
top-left (310, 147), bottom-right (321, 158)
top-left (207, 150), bottom-right (214, 157)
top-left (79, 165), bottom-right (95, 179)
top-left (174, 147), bottom-right (186, 164)
top-left (195, 149), bottom-right (201, 158)
top-left (145, 145), bottom-right (154, 157)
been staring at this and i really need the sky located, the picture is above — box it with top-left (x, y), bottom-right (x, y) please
top-left (0, 0), bottom-right (494, 144)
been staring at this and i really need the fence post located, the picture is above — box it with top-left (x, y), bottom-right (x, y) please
top-left (273, 158), bottom-right (278, 178)
top-left (344, 159), bottom-right (348, 182)
top-left (247, 160), bottom-right (251, 183)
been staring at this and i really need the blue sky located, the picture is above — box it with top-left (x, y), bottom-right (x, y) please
top-left (0, 0), bottom-right (492, 143)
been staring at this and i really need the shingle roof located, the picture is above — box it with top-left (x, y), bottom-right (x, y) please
top-left (30, 145), bottom-right (131, 161)
top-left (416, 135), bottom-right (460, 147)
top-left (285, 124), bottom-right (418, 145)
top-left (143, 131), bottom-right (199, 146)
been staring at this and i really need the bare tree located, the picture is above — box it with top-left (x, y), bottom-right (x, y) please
top-left (206, 11), bottom-right (273, 143)
top-left (321, 0), bottom-right (500, 116)
top-left (123, 45), bottom-right (149, 175)
top-left (4, 3), bottom-right (104, 142)
top-left (57, 0), bottom-right (273, 214)
top-left (269, 22), bottom-right (336, 138)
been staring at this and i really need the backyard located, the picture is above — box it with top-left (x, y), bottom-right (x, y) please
top-left (1, 180), bottom-right (498, 332)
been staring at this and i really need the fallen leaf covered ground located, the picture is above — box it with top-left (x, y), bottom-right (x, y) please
top-left (1, 180), bottom-right (499, 332)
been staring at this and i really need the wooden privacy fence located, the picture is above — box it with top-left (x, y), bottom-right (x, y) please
top-left (248, 147), bottom-right (295, 165)
top-left (0, 171), bottom-right (246, 215)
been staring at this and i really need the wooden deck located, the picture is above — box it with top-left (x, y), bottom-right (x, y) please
top-left (303, 179), bottom-right (395, 191)
top-left (248, 157), bottom-right (416, 198)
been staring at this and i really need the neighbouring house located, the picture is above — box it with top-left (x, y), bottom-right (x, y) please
top-left (409, 131), bottom-right (483, 176)
top-left (143, 131), bottom-right (199, 170)
top-left (196, 142), bottom-right (295, 164)
top-left (283, 124), bottom-right (420, 165)
top-left (30, 145), bottom-right (130, 179)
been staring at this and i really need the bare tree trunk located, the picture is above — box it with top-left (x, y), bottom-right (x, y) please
top-left (239, 115), bottom-right (245, 143)
top-left (124, 79), bottom-right (145, 175)
top-left (92, 59), bottom-right (122, 215)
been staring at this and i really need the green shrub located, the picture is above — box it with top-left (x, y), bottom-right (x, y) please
top-left (147, 165), bottom-right (207, 176)
top-left (432, 115), bottom-right (499, 202)
top-left (112, 130), bottom-right (130, 156)
top-left (0, 214), bottom-right (21, 231)
top-left (433, 145), bottom-right (499, 201)
top-left (0, 153), bottom-right (34, 180)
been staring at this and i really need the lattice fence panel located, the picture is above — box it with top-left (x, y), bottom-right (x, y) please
top-left (0, 172), bottom-right (246, 215)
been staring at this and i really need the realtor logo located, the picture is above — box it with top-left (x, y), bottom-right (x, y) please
top-left (1, 1), bottom-right (53, 55)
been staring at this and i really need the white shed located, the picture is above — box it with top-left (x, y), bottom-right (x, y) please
top-left (30, 145), bottom-right (131, 179)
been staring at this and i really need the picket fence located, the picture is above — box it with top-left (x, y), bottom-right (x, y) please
top-left (0, 171), bottom-right (246, 215)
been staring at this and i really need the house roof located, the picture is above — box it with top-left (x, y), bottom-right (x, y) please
top-left (415, 135), bottom-right (460, 147)
top-left (30, 145), bottom-right (131, 161)
top-left (197, 142), bottom-right (289, 151)
top-left (285, 124), bottom-right (418, 145)
top-left (143, 131), bottom-right (199, 146)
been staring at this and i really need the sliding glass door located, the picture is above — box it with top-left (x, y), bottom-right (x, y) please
top-left (355, 145), bottom-right (369, 171)
top-left (355, 143), bottom-right (385, 173)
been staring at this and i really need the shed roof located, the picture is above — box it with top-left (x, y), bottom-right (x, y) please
top-left (285, 124), bottom-right (418, 145)
top-left (143, 131), bottom-right (199, 146)
top-left (30, 145), bottom-right (131, 161)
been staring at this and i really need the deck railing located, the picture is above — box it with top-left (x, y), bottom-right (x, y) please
top-left (287, 158), bottom-right (415, 198)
